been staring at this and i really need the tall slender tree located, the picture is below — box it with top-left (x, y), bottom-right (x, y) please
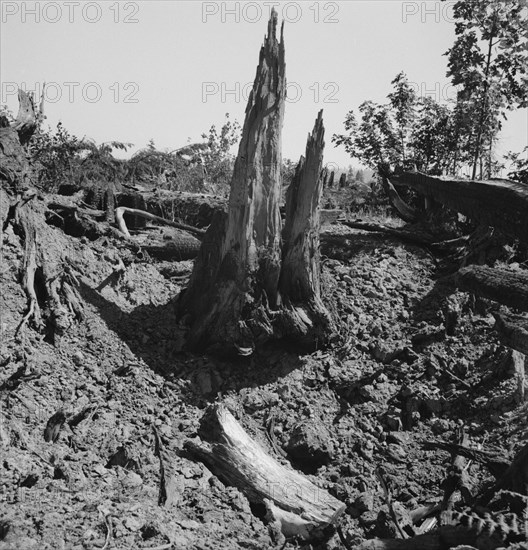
top-left (444, 0), bottom-right (528, 179)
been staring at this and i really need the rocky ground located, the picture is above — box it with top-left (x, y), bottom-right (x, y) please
top-left (1, 212), bottom-right (527, 550)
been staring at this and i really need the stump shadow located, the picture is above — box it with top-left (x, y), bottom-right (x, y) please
top-left (77, 280), bottom-right (304, 405)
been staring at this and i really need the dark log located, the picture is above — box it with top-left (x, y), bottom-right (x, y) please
top-left (177, 11), bottom-right (332, 353)
top-left (338, 219), bottom-right (435, 245)
top-left (493, 312), bottom-right (528, 356)
top-left (185, 404), bottom-right (345, 539)
top-left (456, 266), bottom-right (528, 312)
top-left (338, 172), bottom-right (346, 188)
top-left (390, 171), bottom-right (528, 243)
top-left (328, 171), bottom-right (335, 188)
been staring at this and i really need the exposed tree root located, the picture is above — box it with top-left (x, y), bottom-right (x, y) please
top-left (1, 89), bottom-right (84, 342)
top-left (11, 200), bottom-right (76, 341)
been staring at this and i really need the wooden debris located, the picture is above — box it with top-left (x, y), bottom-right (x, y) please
top-left (493, 312), bottom-right (528, 356)
top-left (185, 404), bottom-right (345, 539)
top-left (456, 266), bottom-right (528, 312)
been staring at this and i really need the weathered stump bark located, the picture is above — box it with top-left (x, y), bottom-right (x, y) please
top-left (456, 266), bottom-right (528, 312)
top-left (185, 404), bottom-right (345, 539)
top-left (277, 111), bottom-right (333, 345)
top-left (176, 11), bottom-right (333, 353)
top-left (389, 171), bottom-right (528, 243)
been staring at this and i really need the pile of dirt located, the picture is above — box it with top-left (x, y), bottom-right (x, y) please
top-left (1, 217), bottom-right (527, 549)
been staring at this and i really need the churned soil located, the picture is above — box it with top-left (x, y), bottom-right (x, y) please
top-left (1, 216), bottom-right (526, 549)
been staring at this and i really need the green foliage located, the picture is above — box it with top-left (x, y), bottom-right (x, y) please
top-left (25, 114), bottom-right (243, 195)
top-left (30, 122), bottom-right (88, 191)
top-left (333, 72), bottom-right (459, 175)
top-left (282, 158), bottom-right (296, 189)
top-left (200, 113), bottom-right (241, 193)
top-left (26, 116), bottom-right (132, 191)
top-left (506, 147), bottom-right (528, 184)
top-left (126, 142), bottom-right (188, 188)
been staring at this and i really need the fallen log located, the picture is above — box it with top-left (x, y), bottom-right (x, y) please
top-left (456, 266), bottom-right (528, 312)
top-left (185, 404), bottom-right (345, 539)
top-left (478, 441), bottom-right (528, 505)
top-left (389, 171), bottom-right (528, 243)
top-left (338, 220), bottom-right (436, 245)
top-left (493, 312), bottom-right (528, 356)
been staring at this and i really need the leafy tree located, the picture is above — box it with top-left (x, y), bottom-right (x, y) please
top-left (333, 72), bottom-right (459, 175)
top-left (77, 140), bottom-right (131, 183)
top-left (30, 122), bottom-right (86, 191)
top-left (200, 113), bottom-right (241, 191)
top-left (411, 97), bottom-right (455, 175)
top-left (126, 141), bottom-right (186, 187)
top-left (28, 120), bottom-right (132, 191)
top-left (444, 0), bottom-right (528, 179)
top-left (387, 72), bottom-right (417, 163)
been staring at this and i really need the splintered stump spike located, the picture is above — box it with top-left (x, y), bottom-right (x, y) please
top-left (278, 110), bottom-right (333, 344)
top-left (185, 404), bottom-right (345, 539)
top-left (389, 171), bottom-right (528, 243)
top-left (12, 89), bottom-right (38, 145)
top-left (177, 11), bottom-right (332, 353)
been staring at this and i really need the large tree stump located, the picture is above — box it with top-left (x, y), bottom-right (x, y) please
top-left (185, 404), bottom-right (345, 539)
top-left (176, 11), bottom-right (333, 353)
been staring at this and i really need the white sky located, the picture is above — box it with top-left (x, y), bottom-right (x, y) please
top-left (1, 0), bottom-right (527, 173)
